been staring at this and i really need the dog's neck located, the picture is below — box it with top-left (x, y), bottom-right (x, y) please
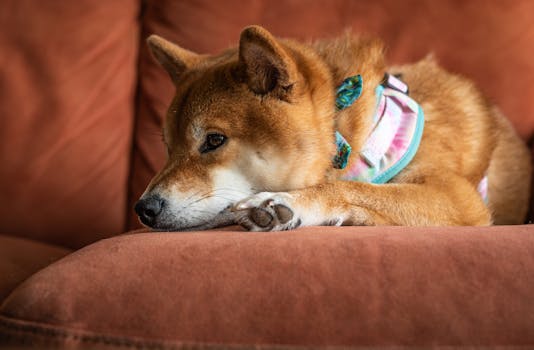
top-left (312, 35), bottom-right (387, 154)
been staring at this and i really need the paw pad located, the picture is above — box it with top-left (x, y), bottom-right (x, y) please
top-left (250, 207), bottom-right (273, 227)
top-left (273, 204), bottom-right (293, 224)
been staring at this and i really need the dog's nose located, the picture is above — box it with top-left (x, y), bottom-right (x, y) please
top-left (134, 195), bottom-right (164, 226)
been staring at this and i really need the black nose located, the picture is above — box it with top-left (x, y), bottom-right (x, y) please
top-left (134, 195), bottom-right (164, 226)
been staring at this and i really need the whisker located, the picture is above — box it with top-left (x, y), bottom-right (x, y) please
top-left (172, 186), bottom-right (260, 216)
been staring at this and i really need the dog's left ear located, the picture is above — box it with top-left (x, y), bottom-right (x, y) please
top-left (238, 26), bottom-right (298, 97)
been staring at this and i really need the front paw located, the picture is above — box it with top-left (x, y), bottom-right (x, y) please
top-left (232, 192), bottom-right (301, 231)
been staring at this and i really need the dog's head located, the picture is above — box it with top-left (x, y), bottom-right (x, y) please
top-left (135, 26), bottom-right (335, 230)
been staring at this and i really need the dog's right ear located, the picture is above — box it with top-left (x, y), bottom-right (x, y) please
top-left (147, 35), bottom-right (200, 84)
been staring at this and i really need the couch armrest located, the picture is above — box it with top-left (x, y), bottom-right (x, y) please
top-left (0, 235), bottom-right (70, 303)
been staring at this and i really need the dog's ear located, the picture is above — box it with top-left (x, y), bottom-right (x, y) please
top-left (147, 35), bottom-right (200, 84)
top-left (238, 26), bottom-right (298, 97)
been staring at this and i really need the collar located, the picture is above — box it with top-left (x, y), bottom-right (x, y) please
top-left (333, 73), bottom-right (425, 184)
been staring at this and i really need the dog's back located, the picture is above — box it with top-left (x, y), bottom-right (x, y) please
top-left (311, 33), bottom-right (531, 225)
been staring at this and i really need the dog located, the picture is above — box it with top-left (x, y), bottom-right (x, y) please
top-left (134, 25), bottom-right (531, 231)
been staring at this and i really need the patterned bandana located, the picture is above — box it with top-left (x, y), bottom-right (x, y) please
top-left (334, 73), bottom-right (424, 184)
top-left (333, 73), bottom-right (488, 202)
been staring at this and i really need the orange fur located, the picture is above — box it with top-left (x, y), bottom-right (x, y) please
top-left (137, 26), bottom-right (531, 231)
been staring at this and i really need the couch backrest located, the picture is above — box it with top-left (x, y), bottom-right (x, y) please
top-left (1, 1), bottom-right (533, 248)
top-left (0, 1), bottom-right (139, 248)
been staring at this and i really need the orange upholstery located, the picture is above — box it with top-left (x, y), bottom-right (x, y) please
top-left (0, 235), bottom-right (70, 301)
top-left (1, 1), bottom-right (533, 348)
top-left (2, 226), bottom-right (534, 348)
top-left (0, 1), bottom-right (139, 248)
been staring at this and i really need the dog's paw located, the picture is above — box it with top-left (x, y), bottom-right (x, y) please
top-left (232, 192), bottom-right (301, 231)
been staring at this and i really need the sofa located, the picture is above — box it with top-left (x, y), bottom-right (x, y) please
top-left (1, 1), bottom-right (534, 348)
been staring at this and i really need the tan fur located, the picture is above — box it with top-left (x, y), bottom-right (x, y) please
top-left (138, 26), bottom-right (531, 231)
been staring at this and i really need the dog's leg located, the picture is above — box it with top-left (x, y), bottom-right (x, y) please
top-left (233, 175), bottom-right (491, 231)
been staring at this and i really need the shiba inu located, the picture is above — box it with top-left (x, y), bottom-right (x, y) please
top-left (134, 25), bottom-right (531, 231)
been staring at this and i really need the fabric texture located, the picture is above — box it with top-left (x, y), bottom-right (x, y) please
top-left (1, 226), bottom-right (534, 348)
top-left (0, 235), bottom-right (70, 302)
top-left (333, 131), bottom-right (352, 169)
top-left (339, 83), bottom-right (424, 184)
top-left (0, 0), bottom-right (140, 248)
top-left (0, 1), bottom-right (533, 348)
top-left (335, 74), bottom-right (363, 111)
top-left (129, 0), bottom-right (534, 229)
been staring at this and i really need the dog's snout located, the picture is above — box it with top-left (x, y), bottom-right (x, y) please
top-left (135, 195), bottom-right (165, 227)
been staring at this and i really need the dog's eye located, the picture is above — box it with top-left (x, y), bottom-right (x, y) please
top-left (200, 133), bottom-right (227, 153)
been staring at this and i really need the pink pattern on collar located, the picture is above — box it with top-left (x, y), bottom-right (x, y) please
top-left (336, 73), bottom-right (488, 202)
top-left (340, 75), bottom-right (423, 184)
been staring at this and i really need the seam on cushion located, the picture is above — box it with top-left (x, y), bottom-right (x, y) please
top-left (0, 314), bottom-right (167, 349)
top-left (0, 315), bottom-right (337, 350)
top-left (3, 316), bottom-right (534, 350)
top-left (2, 317), bottom-right (534, 350)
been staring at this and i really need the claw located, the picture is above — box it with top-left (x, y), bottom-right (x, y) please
top-left (233, 202), bottom-right (249, 211)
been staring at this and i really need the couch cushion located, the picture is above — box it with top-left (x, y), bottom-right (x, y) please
top-left (0, 1), bottom-right (139, 248)
top-left (0, 235), bottom-right (70, 303)
top-left (129, 0), bottom-right (534, 229)
top-left (1, 226), bottom-right (533, 348)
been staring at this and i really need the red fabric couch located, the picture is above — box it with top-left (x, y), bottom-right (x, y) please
top-left (1, 1), bottom-right (534, 348)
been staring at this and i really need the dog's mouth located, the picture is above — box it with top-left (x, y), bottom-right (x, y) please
top-left (150, 221), bottom-right (219, 232)
top-left (145, 205), bottom-right (236, 232)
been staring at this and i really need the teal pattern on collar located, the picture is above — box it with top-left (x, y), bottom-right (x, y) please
top-left (333, 74), bottom-right (362, 169)
top-left (335, 74), bottom-right (363, 110)
top-left (333, 131), bottom-right (352, 169)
